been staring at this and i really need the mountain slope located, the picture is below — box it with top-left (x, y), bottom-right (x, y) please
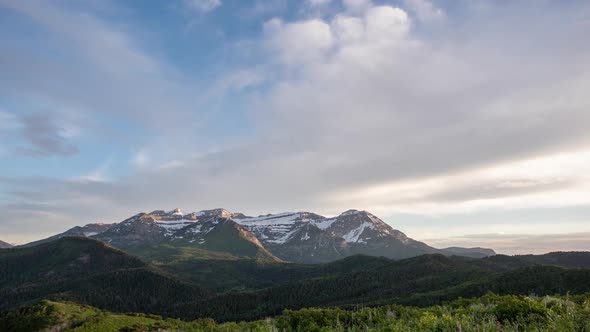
top-left (235, 209), bottom-right (491, 262)
top-left (22, 208), bottom-right (495, 263)
top-left (0, 240), bottom-right (12, 249)
top-left (0, 237), bottom-right (210, 313)
top-left (20, 223), bottom-right (113, 248)
top-left (94, 209), bottom-right (279, 261)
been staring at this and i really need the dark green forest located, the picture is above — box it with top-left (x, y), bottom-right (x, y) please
top-left (2, 237), bottom-right (590, 330)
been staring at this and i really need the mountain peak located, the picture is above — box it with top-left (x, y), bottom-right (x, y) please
top-left (197, 208), bottom-right (230, 216)
top-left (338, 209), bottom-right (380, 219)
top-left (196, 208), bottom-right (243, 219)
top-left (340, 209), bottom-right (363, 216)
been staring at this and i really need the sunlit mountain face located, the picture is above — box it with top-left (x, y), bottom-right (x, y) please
top-left (1, 0), bottom-right (590, 255)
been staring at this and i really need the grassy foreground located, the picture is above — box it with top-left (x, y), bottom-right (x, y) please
top-left (2, 293), bottom-right (590, 332)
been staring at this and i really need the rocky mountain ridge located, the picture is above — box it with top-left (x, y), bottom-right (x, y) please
top-left (22, 208), bottom-right (496, 263)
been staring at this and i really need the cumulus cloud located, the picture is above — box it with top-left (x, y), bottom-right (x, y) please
top-left (403, 0), bottom-right (445, 21)
top-left (264, 18), bottom-right (334, 65)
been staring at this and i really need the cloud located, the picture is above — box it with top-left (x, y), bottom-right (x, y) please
top-left (0, 110), bottom-right (19, 133)
top-left (306, 0), bottom-right (333, 7)
top-left (0, 0), bottom-right (198, 131)
top-left (264, 18), bottom-right (334, 65)
top-left (1, 0), bottom-right (590, 248)
top-left (425, 233), bottom-right (590, 255)
top-left (16, 112), bottom-right (78, 157)
top-left (325, 148), bottom-right (590, 216)
top-left (342, 0), bottom-right (372, 13)
top-left (184, 0), bottom-right (222, 13)
top-left (403, 0), bottom-right (445, 21)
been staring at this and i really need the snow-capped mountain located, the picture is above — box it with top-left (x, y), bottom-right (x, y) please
top-left (234, 209), bottom-right (440, 263)
top-left (22, 208), bottom-right (495, 263)
top-left (93, 208), bottom-right (278, 260)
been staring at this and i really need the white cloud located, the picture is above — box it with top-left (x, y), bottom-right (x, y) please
top-left (326, 147), bottom-right (590, 216)
top-left (132, 149), bottom-right (149, 168)
top-left (184, 0), bottom-right (222, 13)
top-left (264, 18), bottom-right (334, 65)
top-left (403, 0), bottom-right (445, 21)
top-left (306, 0), bottom-right (333, 7)
top-left (364, 6), bottom-right (409, 44)
top-left (331, 15), bottom-right (364, 44)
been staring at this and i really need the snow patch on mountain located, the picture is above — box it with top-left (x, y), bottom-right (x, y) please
top-left (235, 212), bottom-right (302, 225)
top-left (311, 218), bottom-right (336, 230)
top-left (342, 222), bottom-right (375, 243)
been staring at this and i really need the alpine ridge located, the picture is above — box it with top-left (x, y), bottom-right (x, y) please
top-left (0, 240), bottom-right (12, 249)
top-left (23, 208), bottom-right (496, 263)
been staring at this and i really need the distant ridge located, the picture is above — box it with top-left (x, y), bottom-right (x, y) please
top-left (21, 223), bottom-right (114, 248)
top-left (0, 240), bottom-right (12, 249)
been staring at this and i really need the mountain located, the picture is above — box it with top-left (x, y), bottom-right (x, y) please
top-left (233, 210), bottom-right (426, 262)
top-left (441, 246), bottom-right (497, 258)
top-left (234, 209), bottom-right (492, 262)
top-left (0, 237), bottom-right (209, 313)
top-left (93, 208), bottom-right (279, 261)
top-left (0, 240), bottom-right (12, 249)
top-left (21, 222), bottom-right (113, 248)
top-left (23, 208), bottom-right (495, 263)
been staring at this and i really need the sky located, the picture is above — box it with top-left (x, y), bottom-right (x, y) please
top-left (1, 0), bottom-right (589, 254)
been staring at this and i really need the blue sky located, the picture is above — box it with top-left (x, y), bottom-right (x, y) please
top-left (1, 0), bottom-right (590, 253)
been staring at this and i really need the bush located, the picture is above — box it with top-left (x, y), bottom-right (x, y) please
top-left (493, 296), bottom-right (547, 323)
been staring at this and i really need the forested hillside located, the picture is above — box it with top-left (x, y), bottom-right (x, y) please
top-left (0, 237), bottom-right (210, 314)
top-left (2, 238), bottom-right (590, 324)
top-left (176, 254), bottom-right (590, 321)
